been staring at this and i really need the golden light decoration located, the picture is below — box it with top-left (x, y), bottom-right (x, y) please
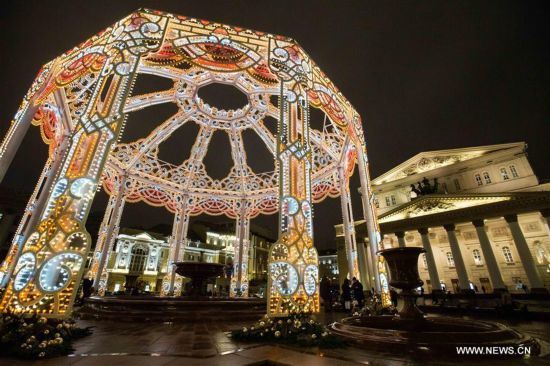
top-left (0, 9), bottom-right (385, 317)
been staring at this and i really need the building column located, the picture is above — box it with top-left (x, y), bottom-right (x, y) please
top-left (443, 224), bottom-right (470, 292)
top-left (231, 200), bottom-right (249, 297)
top-left (504, 214), bottom-right (546, 292)
top-left (364, 238), bottom-right (374, 290)
top-left (339, 167), bottom-right (360, 281)
top-left (472, 219), bottom-right (506, 291)
top-left (165, 197), bottom-right (190, 296)
top-left (357, 150), bottom-right (381, 292)
top-left (92, 175), bottom-right (127, 294)
top-left (418, 228), bottom-right (441, 291)
top-left (540, 209), bottom-right (550, 238)
top-left (395, 231), bottom-right (406, 248)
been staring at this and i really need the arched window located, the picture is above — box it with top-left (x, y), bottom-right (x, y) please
top-left (129, 244), bottom-right (149, 272)
top-left (502, 246), bottom-right (514, 264)
top-left (446, 252), bottom-right (455, 267)
top-left (534, 241), bottom-right (547, 264)
top-left (472, 249), bottom-right (483, 265)
top-left (474, 174), bottom-right (483, 186)
top-left (483, 172), bottom-right (491, 184)
top-left (500, 167), bottom-right (509, 180)
top-left (509, 165), bottom-right (519, 178)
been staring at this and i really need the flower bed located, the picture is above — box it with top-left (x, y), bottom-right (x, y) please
top-left (0, 312), bottom-right (93, 359)
top-left (231, 312), bottom-right (346, 348)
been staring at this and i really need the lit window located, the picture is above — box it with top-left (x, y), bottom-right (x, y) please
top-left (502, 246), bottom-right (514, 263)
top-left (500, 168), bottom-right (509, 180)
top-left (446, 252), bottom-right (455, 267)
top-left (453, 179), bottom-right (461, 191)
top-left (129, 244), bottom-right (149, 272)
top-left (509, 165), bottom-right (519, 178)
top-left (483, 172), bottom-right (491, 184)
top-left (391, 195), bottom-right (396, 205)
top-left (475, 174), bottom-right (483, 186)
top-left (534, 241), bottom-right (547, 264)
top-left (385, 196), bottom-right (391, 206)
top-left (472, 249), bottom-right (483, 265)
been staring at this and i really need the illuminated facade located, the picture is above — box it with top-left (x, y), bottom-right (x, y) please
top-left (0, 9), bottom-right (382, 318)
top-left (337, 143), bottom-right (550, 293)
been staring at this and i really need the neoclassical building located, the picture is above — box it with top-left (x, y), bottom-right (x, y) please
top-left (336, 142), bottom-right (550, 293)
top-left (98, 222), bottom-right (274, 294)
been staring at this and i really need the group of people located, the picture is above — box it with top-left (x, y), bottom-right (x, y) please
top-left (320, 275), bottom-right (366, 313)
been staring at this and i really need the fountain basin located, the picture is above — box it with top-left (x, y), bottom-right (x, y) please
top-left (174, 261), bottom-right (225, 297)
top-left (329, 247), bottom-right (541, 358)
top-left (78, 296), bottom-right (266, 322)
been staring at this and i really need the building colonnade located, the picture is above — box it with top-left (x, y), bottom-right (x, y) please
top-left (384, 209), bottom-right (550, 293)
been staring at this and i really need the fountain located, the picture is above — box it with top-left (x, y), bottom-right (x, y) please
top-left (79, 260), bottom-right (264, 322)
top-left (330, 247), bottom-right (540, 357)
top-left (174, 261), bottom-right (225, 297)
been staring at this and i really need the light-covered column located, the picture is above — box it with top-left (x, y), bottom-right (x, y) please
top-left (443, 224), bottom-right (469, 291)
top-left (0, 95), bottom-right (39, 182)
top-left (418, 228), bottom-right (441, 291)
top-left (357, 149), bottom-right (381, 292)
top-left (0, 132), bottom-right (70, 288)
top-left (338, 167), bottom-right (360, 280)
top-left (395, 231), bottom-right (406, 248)
top-left (472, 220), bottom-right (506, 291)
top-left (92, 175), bottom-right (127, 294)
top-left (504, 215), bottom-right (546, 292)
top-left (231, 200), bottom-right (250, 297)
top-left (164, 196), bottom-right (190, 296)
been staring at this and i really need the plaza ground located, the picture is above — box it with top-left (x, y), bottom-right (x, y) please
top-left (1, 311), bottom-right (549, 366)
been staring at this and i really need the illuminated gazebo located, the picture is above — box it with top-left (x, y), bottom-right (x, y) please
top-left (0, 9), bottom-right (385, 318)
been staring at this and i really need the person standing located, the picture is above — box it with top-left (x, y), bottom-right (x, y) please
top-left (351, 277), bottom-right (365, 308)
top-left (82, 277), bottom-right (93, 300)
top-left (342, 278), bottom-right (352, 312)
top-left (320, 275), bottom-right (333, 312)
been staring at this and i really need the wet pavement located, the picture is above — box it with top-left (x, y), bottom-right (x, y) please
top-left (1, 311), bottom-right (549, 365)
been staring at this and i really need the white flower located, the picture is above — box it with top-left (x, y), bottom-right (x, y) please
top-left (20, 343), bottom-right (27, 348)
top-left (55, 333), bottom-right (60, 338)
top-left (38, 352), bottom-right (45, 358)
top-left (56, 337), bottom-right (63, 344)
top-left (44, 329), bottom-right (50, 335)
top-left (311, 334), bottom-right (317, 339)
top-left (242, 327), bottom-right (248, 333)
top-left (259, 321), bottom-right (265, 327)
top-left (321, 332), bottom-right (328, 337)
top-left (274, 331), bottom-right (281, 338)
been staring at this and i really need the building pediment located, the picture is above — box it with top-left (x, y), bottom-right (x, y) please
top-left (372, 142), bottom-right (525, 186)
top-left (379, 194), bottom-right (514, 223)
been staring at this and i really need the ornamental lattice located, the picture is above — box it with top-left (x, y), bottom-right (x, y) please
top-left (0, 9), bottom-right (386, 318)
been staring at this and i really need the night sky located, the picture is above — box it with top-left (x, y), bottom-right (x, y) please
top-left (0, 1), bottom-right (549, 250)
